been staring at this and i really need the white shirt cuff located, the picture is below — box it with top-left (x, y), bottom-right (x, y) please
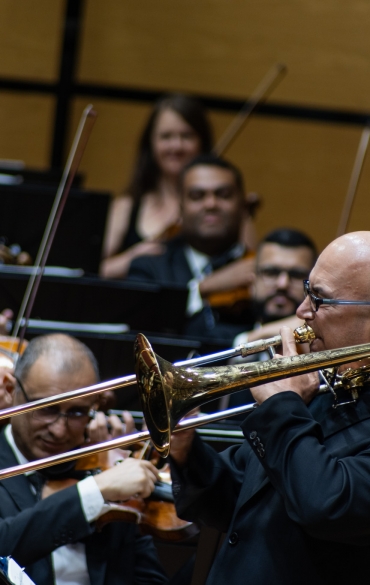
top-left (77, 476), bottom-right (111, 522)
top-left (187, 279), bottom-right (204, 316)
top-left (233, 331), bottom-right (249, 348)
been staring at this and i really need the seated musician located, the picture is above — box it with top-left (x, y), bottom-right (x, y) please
top-left (0, 333), bottom-right (168, 585)
top-left (99, 94), bottom-right (258, 281)
top-left (225, 227), bottom-right (317, 413)
top-left (169, 231), bottom-right (370, 584)
top-left (233, 227), bottom-right (317, 347)
top-left (127, 154), bottom-right (255, 343)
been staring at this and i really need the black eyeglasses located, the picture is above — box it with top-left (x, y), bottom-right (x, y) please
top-left (303, 280), bottom-right (370, 312)
top-left (258, 267), bottom-right (309, 284)
top-left (15, 377), bottom-right (95, 429)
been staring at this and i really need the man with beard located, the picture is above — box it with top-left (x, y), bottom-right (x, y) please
top-left (226, 228), bottom-right (317, 412)
top-left (234, 227), bottom-right (317, 346)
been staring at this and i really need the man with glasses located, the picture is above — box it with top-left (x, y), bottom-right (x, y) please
top-left (234, 227), bottom-right (317, 347)
top-left (227, 228), bottom-right (317, 413)
top-left (0, 333), bottom-right (167, 585)
top-left (169, 231), bottom-right (370, 584)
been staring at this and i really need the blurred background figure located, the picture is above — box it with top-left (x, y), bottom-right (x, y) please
top-left (0, 308), bottom-right (15, 422)
top-left (224, 227), bottom-right (317, 414)
top-left (100, 93), bottom-right (213, 279)
top-left (234, 227), bottom-right (317, 345)
top-left (100, 93), bottom-right (259, 281)
top-left (127, 155), bottom-right (256, 343)
top-left (0, 309), bottom-right (13, 336)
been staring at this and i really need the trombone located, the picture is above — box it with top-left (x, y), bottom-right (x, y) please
top-left (0, 324), bottom-right (314, 424)
top-left (0, 326), bottom-right (370, 478)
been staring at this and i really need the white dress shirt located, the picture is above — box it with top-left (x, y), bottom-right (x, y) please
top-left (184, 246), bottom-right (210, 316)
top-left (4, 425), bottom-right (108, 585)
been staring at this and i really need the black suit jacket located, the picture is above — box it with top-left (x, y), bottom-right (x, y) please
top-left (128, 237), bottom-right (251, 343)
top-left (129, 237), bottom-right (193, 286)
top-left (171, 390), bottom-right (370, 585)
top-left (0, 432), bottom-right (167, 585)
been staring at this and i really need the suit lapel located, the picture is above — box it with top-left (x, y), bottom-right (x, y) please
top-left (0, 432), bottom-right (36, 510)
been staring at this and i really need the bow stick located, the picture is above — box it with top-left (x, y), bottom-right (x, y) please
top-left (12, 104), bottom-right (97, 354)
top-left (336, 122), bottom-right (370, 237)
top-left (213, 63), bottom-right (287, 156)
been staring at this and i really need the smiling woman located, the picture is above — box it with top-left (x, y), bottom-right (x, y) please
top-left (99, 93), bottom-right (213, 279)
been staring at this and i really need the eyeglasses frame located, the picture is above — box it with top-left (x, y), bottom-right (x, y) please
top-left (303, 280), bottom-right (370, 312)
top-left (14, 376), bottom-right (95, 427)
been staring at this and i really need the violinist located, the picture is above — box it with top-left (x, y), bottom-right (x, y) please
top-left (127, 154), bottom-right (255, 344)
top-left (169, 232), bottom-right (370, 585)
top-left (99, 94), bottom-right (213, 280)
top-left (0, 333), bottom-right (167, 585)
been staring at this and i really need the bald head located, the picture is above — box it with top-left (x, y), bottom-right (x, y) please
top-left (316, 231), bottom-right (370, 299)
top-left (15, 334), bottom-right (99, 385)
top-left (297, 231), bottom-right (370, 352)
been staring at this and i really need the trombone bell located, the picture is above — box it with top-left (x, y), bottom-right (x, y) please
top-left (134, 333), bottom-right (370, 458)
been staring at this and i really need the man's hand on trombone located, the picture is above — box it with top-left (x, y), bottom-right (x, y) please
top-left (250, 326), bottom-right (319, 405)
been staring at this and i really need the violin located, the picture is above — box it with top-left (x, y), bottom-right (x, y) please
top-left (42, 448), bottom-right (198, 542)
top-left (0, 336), bottom-right (28, 369)
top-left (204, 250), bottom-right (255, 317)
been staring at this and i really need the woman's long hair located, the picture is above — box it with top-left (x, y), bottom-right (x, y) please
top-left (126, 94), bottom-right (213, 201)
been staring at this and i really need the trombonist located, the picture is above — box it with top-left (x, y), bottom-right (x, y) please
top-left (0, 333), bottom-right (167, 585)
top-left (170, 231), bottom-right (370, 585)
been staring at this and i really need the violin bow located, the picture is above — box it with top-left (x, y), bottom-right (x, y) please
top-left (336, 122), bottom-right (370, 237)
top-left (12, 104), bottom-right (97, 354)
top-left (212, 63), bottom-right (287, 157)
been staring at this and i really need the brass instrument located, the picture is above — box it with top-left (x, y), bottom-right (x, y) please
top-left (0, 325), bottom-right (314, 424)
top-left (134, 334), bottom-right (370, 457)
top-left (174, 323), bottom-right (315, 366)
top-left (1, 326), bottom-right (370, 477)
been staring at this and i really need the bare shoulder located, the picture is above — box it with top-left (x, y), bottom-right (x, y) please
top-left (102, 194), bottom-right (134, 257)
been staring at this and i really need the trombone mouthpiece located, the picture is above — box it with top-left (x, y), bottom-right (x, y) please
top-left (294, 324), bottom-right (315, 344)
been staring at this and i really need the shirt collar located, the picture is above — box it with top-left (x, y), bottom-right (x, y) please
top-left (4, 424), bottom-right (31, 472)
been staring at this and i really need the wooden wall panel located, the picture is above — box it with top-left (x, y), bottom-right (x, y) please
top-left (214, 115), bottom-right (362, 253)
top-left (0, 0), bottom-right (63, 80)
top-left (78, 0), bottom-right (370, 111)
top-left (0, 93), bottom-right (55, 167)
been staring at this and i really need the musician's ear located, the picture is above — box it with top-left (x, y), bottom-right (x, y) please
top-left (1, 371), bottom-right (16, 405)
